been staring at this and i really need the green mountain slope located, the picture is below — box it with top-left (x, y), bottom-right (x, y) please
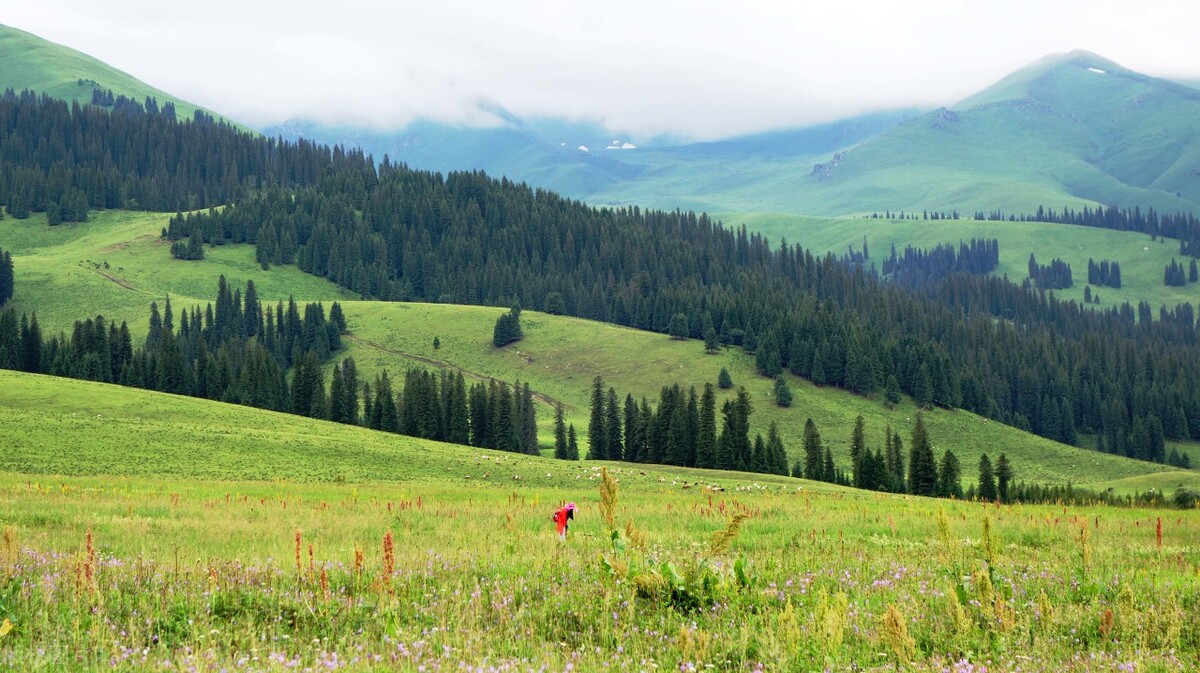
top-left (0, 23), bottom-right (240, 127)
top-left (788, 51), bottom-right (1200, 215)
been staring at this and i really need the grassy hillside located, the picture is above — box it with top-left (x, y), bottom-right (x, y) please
top-left (0, 209), bottom-right (357, 337)
top-left (334, 302), bottom-right (1198, 491)
top-left (723, 211), bottom-right (1200, 313)
top-left (0, 23), bottom-right (241, 127)
top-left (2, 208), bottom-right (1196, 490)
top-left (790, 51), bottom-right (1200, 216)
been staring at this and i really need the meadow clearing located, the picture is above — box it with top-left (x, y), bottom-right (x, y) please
top-left (0, 464), bottom-right (1197, 672)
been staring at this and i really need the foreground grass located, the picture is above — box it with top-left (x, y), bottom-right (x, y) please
top-left (0, 467), bottom-right (1197, 672)
top-left (1, 367), bottom-right (1198, 670)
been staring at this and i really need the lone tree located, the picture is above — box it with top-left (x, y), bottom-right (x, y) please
top-left (773, 376), bottom-right (793, 407)
top-left (717, 367), bottom-right (733, 389)
top-left (492, 305), bottom-right (523, 347)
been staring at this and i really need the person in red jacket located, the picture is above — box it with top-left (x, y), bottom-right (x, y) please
top-left (552, 502), bottom-right (577, 541)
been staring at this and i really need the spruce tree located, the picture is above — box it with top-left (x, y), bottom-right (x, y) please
top-left (566, 423), bottom-right (579, 460)
top-left (554, 403), bottom-right (569, 459)
top-left (587, 376), bottom-right (607, 460)
top-left (668, 313), bottom-right (689, 340)
top-left (995, 453), bottom-right (1013, 502)
top-left (850, 415), bottom-right (866, 487)
top-left (937, 449), bottom-right (962, 498)
top-left (906, 413), bottom-right (938, 496)
top-left (802, 418), bottom-right (823, 480)
top-left (703, 327), bottom-right (719, 353)
top-left (978, 453), bottom-right (998, 502)
top-left (605, 387), bottom-right (623, 461)
top-left (885, 374), bottom-right (901, 407)
top-left (766, 421), bottom-right (787, 475)
top-left (773, 376), bottom-right (793, 407)
top-left (717, 367), bottom-right (733, 389)
top-left (696, 383), bottom-right (717, 469)
top-left (624, 394), bottom-right (641, 463)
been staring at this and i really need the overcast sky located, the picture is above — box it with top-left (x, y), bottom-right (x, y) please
top-left (7, 0), bottom-right (1199, 139)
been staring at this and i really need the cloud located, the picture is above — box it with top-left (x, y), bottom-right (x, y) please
top-left (6, 0), bottom-right (1200, 139)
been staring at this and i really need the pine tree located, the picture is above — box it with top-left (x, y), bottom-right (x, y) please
top-left (696, 383), bottom-right (717, 469)
top-left (605, 387), bottom-right (623, 461)
top-left (773, 376), bottom-right (793, 407)
top-left (850, 415), bottom-right (866, 487)
top-left (801, 418), bottom-right (823, 480)
top-left (703, 327), bottom-right (719, 353)
top-left (906, 413), bottom-right (938, 496)
top-left (623, 394), bottom-right (641, 463)
top-left (717, 367), bottom-right (733, 389)
top-left (937, 449), bottom-right (962, 498)
top-left (766, 421), bottom-right (787, 475)
top-left (587, 376), bottom-right (607, 460)
top-left (554, 403), bottom-right (569, 459)
top-left (668, 312), bottom-right (689, 340)
top-left (566, 424), bottom-right (580, 460)
top-left (995, 453), bottom-right (1013, 503)
top-left (978, 453), bottom-right (998, 502)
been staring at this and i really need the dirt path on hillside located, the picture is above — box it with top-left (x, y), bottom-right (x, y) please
top-left (93, 269), bottom-right (152, 294)
top-left (344, 333), bottom-right (565, 408)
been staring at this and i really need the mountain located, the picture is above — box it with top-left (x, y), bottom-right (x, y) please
top-left (794, 50), bottom-right (1200, 215)
top-left (0, 23), bottom-right (240, 127)
top-left (264, 107), bottom-right (918, 212)
top-left (268, 51), bottom-right (1200, 217)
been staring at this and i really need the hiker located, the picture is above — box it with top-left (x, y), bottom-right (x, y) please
top-left (552, 502), bottom-right (576, 541)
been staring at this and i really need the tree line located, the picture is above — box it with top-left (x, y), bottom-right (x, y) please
top-left (583, 376), bottom-right (789, 476)
top-left (880, 238), bottom-right (999, 288)
top-left (1027, 254), bottom-right (1073, 290)
top-left (1086, 258), bottom-right (1122, 289)
top-left (1163, 258), bottom-right (1198, 287)
top-left (0, 276), bottom-right (344, 413)
top-left (0, 89), bottom-right (367, 219)
top-left (357, 366), bottom-right (540, 455)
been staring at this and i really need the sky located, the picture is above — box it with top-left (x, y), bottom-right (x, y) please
top-left (7, 0), bottom-right (1200, 139)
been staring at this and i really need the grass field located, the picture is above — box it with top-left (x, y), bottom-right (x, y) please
top-left (0, 425), bottom-right (1197, 670)
top-left (0, 210), bottom-right (357, 337)
top-left (0, 371), bottom-right (1198, 670)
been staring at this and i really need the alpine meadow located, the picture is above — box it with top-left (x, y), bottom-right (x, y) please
top-left (1, 14), bottom-right (1200, 673)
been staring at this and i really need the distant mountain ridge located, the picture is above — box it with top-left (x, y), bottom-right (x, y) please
top-left (268, 50), bottom-right (1200, 216)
